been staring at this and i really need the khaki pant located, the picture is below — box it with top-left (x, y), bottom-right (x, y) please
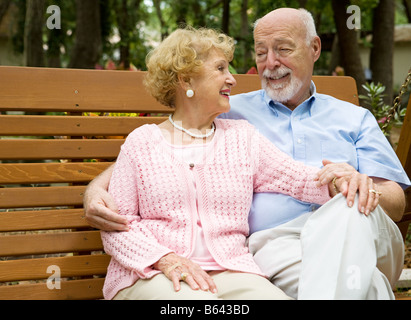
top-left (113, 271), bottom-right (292, 300)
top-left (248, 194), bottom-right (404, 300)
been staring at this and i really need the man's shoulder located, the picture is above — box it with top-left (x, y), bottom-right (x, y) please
top-left (314, 93), bottom-right (368, 115)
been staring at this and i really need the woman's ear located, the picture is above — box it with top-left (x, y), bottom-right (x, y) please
top-left (177, 75), bottom-right (191, 91)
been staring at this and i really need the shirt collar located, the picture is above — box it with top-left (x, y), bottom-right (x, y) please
top-left (263, 81), bottom-right (317, 117)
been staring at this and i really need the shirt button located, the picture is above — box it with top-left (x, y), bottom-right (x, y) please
top-left (189, 163), bottom-right (195, 169)
top-left (297, 139), bottom-right (302, 144)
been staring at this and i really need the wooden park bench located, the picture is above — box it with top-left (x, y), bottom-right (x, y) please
top-left (0, 66), bottom-right (410, 300)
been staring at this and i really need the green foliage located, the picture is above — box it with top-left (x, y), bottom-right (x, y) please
top-left (6, 0), bottom-right (410, 74)
top-left (359, 82), bottom-right (407, 135)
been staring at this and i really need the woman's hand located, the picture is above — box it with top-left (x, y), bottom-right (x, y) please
top-left (316, 159), bottom-right (381, 215)
top-left (154, 253), bottom-right (217, 293)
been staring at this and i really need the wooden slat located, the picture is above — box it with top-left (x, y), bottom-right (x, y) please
top-left (0, 186), bottom-right (85, 209)
top-left (232, 74), bottom-right (262, 95)
top-left (0, 66), bottom-right (359, 112)
top-left (0, 139), bottom-right (124, 160)
top-left (0, 66), bottom-right (171, 113)
top-left (0, 254), bottom-right (110, 282)
top-left (0, 115), bottom-right (167, 136)
top-left (396, 96), bottom-right (411, 240)
top-left (398, 218), bottom-right (411, 240)
top-left (0, 209), bottom-right (88, 232)
top-left (0, 230), bottom-right (103, 256)
top-left (0, 277), bottom-right (105, 300)
top-left (406, 188), bottom-right (411, 213)
top-left (0, 162), bottom-right (112, 184)
top-left (396, 97), bottom-right (411, 177)
top-left (312, 76), bottom-right (359, 105)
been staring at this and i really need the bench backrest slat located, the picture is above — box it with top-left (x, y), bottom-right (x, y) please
top-left (396, 97), bottom-right (411, 178)
top-left (0, 278), bottom-right (105, 300)
top-left (0, 115), bottom-right (167, 136)
top-left (0, 67), bottom-right (359, 112)
top-left (0, 230), bottom-right (102, 257)
top-left (0, 67), bottom-right (170, 113)
top-left (0, 139), bottom-right (124, 160)
top-left (0, 186), bottom-right (85, 209)
top-left (0, 254), bottom-right (110, 283)
top-left (0, 209), bottom-right (87, 232)
top-left (0, 163), bottom-right (111, 184)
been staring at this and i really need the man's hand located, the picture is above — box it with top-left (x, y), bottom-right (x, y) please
top-left (316, 159), bottom-right (380, 216)
top-left (83, 185), bottom-right (128, 231)
top-left (83, 164), bottom-right (128, 231)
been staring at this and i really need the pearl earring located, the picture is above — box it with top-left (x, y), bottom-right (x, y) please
top-left (186, 89), bottom-right (194, 98)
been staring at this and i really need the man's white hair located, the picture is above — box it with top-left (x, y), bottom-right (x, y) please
top-left (254, 8), bottom-right (318, 45)
top-left (298, 9), bottom-right (318, 45)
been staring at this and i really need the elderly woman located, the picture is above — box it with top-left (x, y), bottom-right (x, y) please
top-left (101, 27), bottom-right (339, 300)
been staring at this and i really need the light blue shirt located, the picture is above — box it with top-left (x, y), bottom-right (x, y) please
top-left (219, 82), bottom-right (411, 233)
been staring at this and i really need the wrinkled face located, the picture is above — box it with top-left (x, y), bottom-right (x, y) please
top-left (189, 49), bottom-right (237, 116)
top-left (254, 11), bottom-right (320, 109)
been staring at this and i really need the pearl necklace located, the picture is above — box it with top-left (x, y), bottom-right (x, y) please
top-left (168, 115), bottom-right (215, 139)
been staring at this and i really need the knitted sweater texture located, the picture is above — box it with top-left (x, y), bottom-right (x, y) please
top-left (101, 119), bottom-right (331, 299)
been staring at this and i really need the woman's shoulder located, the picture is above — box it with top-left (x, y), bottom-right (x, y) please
top-left (215, 118), bottom-right (254, 131)
top-left (126, 123), bottom-right (157, 138)
top-left (122, 124), bottom-right (159, 149)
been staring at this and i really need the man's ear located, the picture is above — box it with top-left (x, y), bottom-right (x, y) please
top-left (312, 36), bottom-right (321, 63)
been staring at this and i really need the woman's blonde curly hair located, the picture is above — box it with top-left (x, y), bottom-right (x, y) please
top-left (144, 27), bottom-right (235, 107)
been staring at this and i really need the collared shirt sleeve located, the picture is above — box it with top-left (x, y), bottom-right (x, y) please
top-left (356, 110), bottom-right (411, 189)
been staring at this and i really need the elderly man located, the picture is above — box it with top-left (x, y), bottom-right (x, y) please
top-left (84, 8), bottom-right (410, 299)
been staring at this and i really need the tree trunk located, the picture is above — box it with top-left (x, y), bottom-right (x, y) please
top-left (328, 35), bottom-right (341, 75)
top-left (240, 0), bottom-right (252, 72)
top-left (222, 0), bottom-right (231, 34)
top-left (297, 0), bottom-right (308, 8)
top-left (153, 0), bottom-right (168, 39)
top-left (370, 0), bottom-right (395, 106)
top-left (404, 0), bottom-right (411, 22)
top-left (175, 0), bottom-right (188, 27)
top-left (0, 0), bottom-right (12, 25)
top-left (24, 0), bottom-right (45, 67)
top-left (331, 0), bottom-right (367, 101)
top-left (115, 0), bottom-right (131, 70)
top-left (69, 0), bottom-right (102, 69)
top-left (47, 27), bottom-right (63, 68)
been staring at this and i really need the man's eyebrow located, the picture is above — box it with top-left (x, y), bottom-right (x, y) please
top-left (255, 38), bottom-right (295, 47)
top-left (269, 37), bottom-right (294, 45)
top-left (254, 41), bottom-right (267, 48)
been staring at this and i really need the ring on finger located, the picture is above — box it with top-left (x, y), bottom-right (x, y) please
top-left (180, 272), bottom-right (189, 281)
top-left (369, 189), bottom-right (382, 196)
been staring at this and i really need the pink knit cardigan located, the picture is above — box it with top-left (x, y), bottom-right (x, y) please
top-left (101, 119), bottom-right (331, 299)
